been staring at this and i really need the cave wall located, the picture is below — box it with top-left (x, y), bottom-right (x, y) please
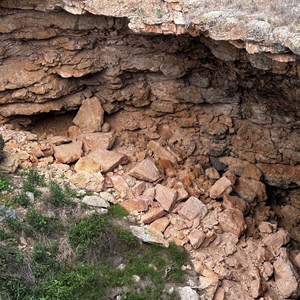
top-left (0, 5), bottom-right (300, 166)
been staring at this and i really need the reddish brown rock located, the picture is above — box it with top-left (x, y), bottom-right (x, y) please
top-left (73, 97), bottom-right (104, 133)
top-left (147, 140), bottom-right (177, 164)
top-left (205, 167), bottom-right (220, 180)
top-left (241, 163), bottom-right (262, 181)
top-left (129, 158), bottom-right (161, 182)
top-left (219, 208), bottom-right (247, 236)
top-left (234, 177), bottom-right (267, 203)
top-left (155, 184), bottom-right (177, 211)
top-left (141, 207), bottom-right (166, 224)
top-left (54, 140), bottom-right (82, 164)
top-left (88, 149), bottom-right (128, 172)
top-left (178, 196), bottom-right (208, 221)
top-left (263, 229), bottom-right (290, 254)
top-left (74, 157), bottom-right (101, 173)
top-left (223, 194), bottom-right (248, 215)
top-left (110, 175), bottom-right (130, 198)
top-left (149, 216), bottom-right (170, 233)
top-left (121, 199), bottom-right (148, 212)
top-left (209, 176), bottom-right (233, 199)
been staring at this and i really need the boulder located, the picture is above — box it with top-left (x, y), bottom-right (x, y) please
top-left (73, 97), bottom-right (104, 133)
top-left (218, 208), bottom-right (247, 236)
top-left (263, 229), bottom-right (290, 254)
top-left (82, 195), bottom-right (110, 208)
top-left (121, 199), bottom-right (148, 212)
top-left (0, 152), bottom-right (20, 173)
top-left (209, 176), bottom-right (233, 199)
top-left (149, 216), bottom-right (170, 232)
top-left (87, 149), bottom-right (128, 172)
top-left (178, 196), bottom-right (208, 221)
top-left (273, 257), bottom-right (300, 298)
top-left (178, 287), bottom-right (199, 300)
top-left (54, 140), bottom-right (82, 164)
top-left (74, 157), bottom-right (101, 173)
top-left (155, 184), bottom-right (177, 211)
top-left (129, 158), bottom-right (160, 182)
top-left (223, 194), bottom-right (248, 215)
top-left (205, 167), bottom-right (220, 180)
top-left (110, 175), bottom-right (130, 198)
top-left (234, 177), bottom-right (267, 203)
top-left (79, 132), bottom-right (115, 152)
top-left (141, 207), bottom-right (166, 224)
top-left (130, 225), bottom-right (169, 247)
top-left (188, 229), bottom-right (206, 249)
top-left (70, 171), bottom-right (104, 192)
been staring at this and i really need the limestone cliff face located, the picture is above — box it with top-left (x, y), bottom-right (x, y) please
top-left (0, 0), bottom-right (299, 165)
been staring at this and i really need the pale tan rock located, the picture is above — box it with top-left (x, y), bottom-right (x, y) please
top-left (273, 257), bottom-right (300, 299)
top-left (176, 186), bottom-right (189, 201)
top-left (74, 157), bottom-right (101, 173)
top-left (79, 132), bottom-right (115, 152)
top-left (188, 229), bottom-right (206, 249)
top-left (219, 208), bottom-right (247, 236)
top-left (68, 125), bottom-right (81, 140)
top-left (147, 140), bottom-right (177, 164)
top-left (29, 143), bottom-right (44, 158)
top-left (129, 158), bottom-right (160, 182)
top-left (73, 97), bottom-right (104, 133)
top-left (82, 195), bottom-right (110, 208)
top-left (87, 149), bottom-right (128, 172)
top-left (141, 207), bottom-right (166, 224)
top-left (213, 287), bottom-right (225, 300)
top-left (198, 268), bottom-right (219, 300)
top-left (54, 140), bottom-right (82, 164)
top-left (205, 167), bottom-right (220, 180)
top-left (178, 287), bottom-right (199, 300)
top-left (110, 175), bottom-right (130, 198)
top-left (121, 198), bottom-right (148, 212)
top-left (258, 221), bottom-right (274, 234)
top-left (130, 225), bottom-right (169, 247)
top-left (234, 177), bottom-right (267, 203)
top-left (48, 135), bottom-right (72, 146)
top-left (0, 152), bottom-right (20, 173)
top-left (178, 196), bottom-right (208, 221)
top-left (149, 216), bottom-right (170, 232)
top-left (155, 184), bottom-right (177, 211)
top-left (132, 181), bottom-right (147, 197)
top-left (209, 176), bottom-right (233, 199)
top-left (70, 171), bottom-right (104, 192)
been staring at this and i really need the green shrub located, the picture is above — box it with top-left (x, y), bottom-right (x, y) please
top-left (9, 192), bottom-right (31, 208)
top-left (0, 173), bottom-right (11, 192)
top-left (108, 204), bottom-right (129, 218)
top-left (0, 134), bottom-right (5, 162)
top-left (49, 180), bottom-right (75, 207)
top-left (4, 217), bottom-right (22, 233)
top-left (22, 169), bottom-right (45, 197)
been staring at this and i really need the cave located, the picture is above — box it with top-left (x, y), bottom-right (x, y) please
top-left (0, 1), bottom-right (300, 299)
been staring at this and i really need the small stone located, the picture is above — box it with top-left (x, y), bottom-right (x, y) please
top-left (209, 176), bottom-right (233, 199)
top-left (178, 287), bottom-right (199, 300)
top-left (263, 229), bottom-right (290, 254)
top-left (121, 199), bottom-right (148, 212)
top-left (258, 222), bottom-right (274, 234)
top-left (147, 140), bottom-right (177, 164)
top-left (188, 229), bottom-right (206, 249)
top-left (129, 158), bottom-right (161, 182)
top-left (178, 196), bottom-right (208, 221)
top-left (25, 191), bottom-right (35, 204)
top-left (176, 187), bottom-right (189, 201)
top-left (205, 167), bottom-right (220, 180)
top-left (155, 184), bottom-right (177, 211)
top-left (82, 195), bottom-right (109, 208)
top-left (88, 149), bottom-right (128, 173)
top-left (130, 225), bottom-right (169, 247)
top-left (141, 207), bottom-right (166, 224)
top-left (74, 157), bottom-right (101, 173)
top-left (54, 141), bottom-right (82, 164)
top-left (73, 97), bottom-right (104, 133)
top-left (110, 175), bottom-right (130, 198)
top-left (219, 208), bottom-right (247, 236)
top-left (223, 194), bottom-right (248, 215)
top-left (48, 135), bottom-right (72, 146)
top-left (99, 191), bottom-right (116, 204)
top-left (132, 275), bottom-right (141, 283)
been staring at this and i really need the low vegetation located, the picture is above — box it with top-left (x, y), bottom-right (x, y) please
top-left (0, 168), bottom-right (189, 300)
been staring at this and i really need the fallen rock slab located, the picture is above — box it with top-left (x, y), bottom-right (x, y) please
top-left (155, 184), bottom-right (177, 211)
top-left (147, 140), bottom-right (177, 164)
top-left (82, 195), bottom-right (110, 208)
top-left (79, 132), bottom-right (115, 152)
top-left (70, 171), bottom-right (104, 192)
top-left (149, 216), bottom-right (170, 232)
top-left (73, 97), bottom-right (104, 133)
top-left (218, 208), bottom-right (247, 236)
top-left (130, 225), bottom-right (169, 247)
top-left (74, 157), bottom-right (101, 173)
top-left (129, 158), bottom-right (160, 182)
top-left (54, 140), bottom-right (83, 164)
top-left (178, 196), bottom-right (208, 221)
top-left (88, 149), bottom-right (128, 172)
top-left (141, 207), bottom-right (166, 224)
top-left (209, 176), bottom-right (233, 199)
top-left (188, 229), bottom-right (206, 249)
top-left (121, 199), bottom-right (148, 213)
top-left (0, 152), bottom-right (19, 173)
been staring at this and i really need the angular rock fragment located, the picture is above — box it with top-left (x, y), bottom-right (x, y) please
top-left (178, 196), bottom-right (208, 221)
top-left (82, 195), bottom-right (110, 208)
top-left (155, 184), bottom-right (177, 211)
top-left (205, 167), bottom-right (220, 180)
top-left (79, 132), bottom-right (116, 152)
top-left (218, 208), bottom-right (247, 236)
top-left (110, 175), bottom-right (130, 198)
top-left (88, 149), bottom-right (128, 172)
top-left (54, 140), bottom-right (82, 164)
top-left (262, 229), bottom-right (290, 254)
top-left (70, 171), bottom-right (104, 192)
top-left (130, 225), bottom-right (169, 247)
top-left (0, 152), bottom-right (20, 173)
top-left (121, 199), bottom-right (148, 213)
top-left (73, 97), bottom-right (104, 133)
top-left (188, 229), bottom-right (206, 249)
top-left (178, 287), bottom-right (199, 300)
top-left (141, 207), bottom-right (166, 224)
top-left (209, 176), bottom-right (233, 199)
top-left (149, 216), bottom-right (170, 232)
top-left (241, 163), bottom-right (262, 181)
top-left (223, 194), bottom-right (248, 215)
top-left (74, 157), bottom-right (101, 173)
top-left (273, 257), bottom-right (300, 299)
top-left (129, 158), bottom-right (160, 182)
top-left (234, 177), bottom-right (267, 203)
top-left (147, 140), bottom-right (177, 164)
